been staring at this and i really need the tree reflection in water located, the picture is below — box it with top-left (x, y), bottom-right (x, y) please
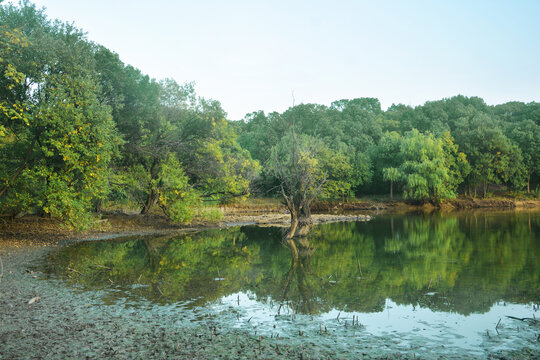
top-left (46, 211), bottom-right (540, 315)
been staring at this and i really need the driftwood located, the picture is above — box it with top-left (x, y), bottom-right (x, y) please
top-left (506, 315), bottom-right (539, 325)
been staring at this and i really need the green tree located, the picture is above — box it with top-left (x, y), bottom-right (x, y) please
top-left (268, 133), bottom-right (328, 239)
top-left (369, 131), bottom-right (402, 195)
top-left (398, 130), bottom-right (467, 203)
top-left (456, 114), bottom-right (525, 197)
top-left (0, 2), bottom-right (119, 229)
top-left (504, 119), bottom-right (540, 193)
top-left (93, 54), bottom-right (260, 218)
top-left (383, 167), bottom-right (400, 200)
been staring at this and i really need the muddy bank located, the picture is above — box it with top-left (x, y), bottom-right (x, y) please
top-left (311, 198), bottom-right (540, 212)
top-left (0, 212), bottom-right (372, 248)
top-left (227, 198), bottom-right (540, 214)
top-left (221, 213), bottom-right (371, 227)
top-left (2, 197), bottom-right (538, 245)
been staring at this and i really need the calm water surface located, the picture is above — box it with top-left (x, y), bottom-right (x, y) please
top-left (46, 211), bottom-right (540, 356)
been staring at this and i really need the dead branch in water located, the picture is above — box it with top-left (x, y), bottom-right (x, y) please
top-left (0, 254), bottom-right (3, 286)
top-left (506, 315), bottom-right (539, 325)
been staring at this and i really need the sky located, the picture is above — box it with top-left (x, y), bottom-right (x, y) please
top-left (8, 0), bottom-right (540, 119)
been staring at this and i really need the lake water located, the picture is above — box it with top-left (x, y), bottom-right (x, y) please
top-left (46, 211), bottom-right (540, 357)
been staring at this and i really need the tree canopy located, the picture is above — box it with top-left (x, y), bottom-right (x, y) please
top-left (1, 1), bottom-right (539, 228)
top-left (0, 1), bottom-right (259, 228)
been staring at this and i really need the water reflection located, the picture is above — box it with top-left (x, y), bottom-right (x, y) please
top-left (46, 211), bottom-right (540, 316)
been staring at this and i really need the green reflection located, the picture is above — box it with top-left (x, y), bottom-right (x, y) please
top-left (46, 211), bottom-right (540, 315)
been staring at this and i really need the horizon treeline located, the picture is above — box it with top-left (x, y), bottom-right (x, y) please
top-left (239, 95), bottom-right (540, 202)
top-left (1, 2), bottom-right (539, 229)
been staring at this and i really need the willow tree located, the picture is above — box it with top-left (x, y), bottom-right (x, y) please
top-left (397, 130), bottom-right (469, 203)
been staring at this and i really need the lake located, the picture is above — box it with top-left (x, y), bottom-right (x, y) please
top-left (45, 210), bottom-right (540, 358)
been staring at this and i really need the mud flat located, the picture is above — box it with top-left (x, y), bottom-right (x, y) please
top-left (221, 213), bottom-right (371, 227)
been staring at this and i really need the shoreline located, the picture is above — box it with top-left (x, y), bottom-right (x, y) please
top-left (1, 198), bottom-right (539, 247)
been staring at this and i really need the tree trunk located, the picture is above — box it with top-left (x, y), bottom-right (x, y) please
top-left (295, 204), bottom-right (313, 237)
top-left (0, 137), bottom-right (37, 199)
top-left (141, 159), bottom-right (160, 215)
top-left (483, 182), bottom-right (487, 199)
top-left (285, 207), bottom-right (298, 240)
top-left (141, 187), bottom-right (158, 215)
top-left (94, 200), bottom-right (103, 214)
top-left (527, 177), bottom-right (530, 194)
top-left (390, 180), bottom-right (393, 201)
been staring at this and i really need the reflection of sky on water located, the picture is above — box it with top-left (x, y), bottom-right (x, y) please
top-left (210, 292), bottom-right (536, 355)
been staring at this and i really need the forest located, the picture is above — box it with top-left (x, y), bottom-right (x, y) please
top-left (1, 2), bottom-right (540, 229)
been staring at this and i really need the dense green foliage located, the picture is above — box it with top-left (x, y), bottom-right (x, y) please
top-left (0, 2), bottom-right (259, 227)
top-left (1, 2), bottom-right (539, 228)
top-left (0, 3), bottom-right (120, 228)
top-left (238, 96), bottom-right (540, 201)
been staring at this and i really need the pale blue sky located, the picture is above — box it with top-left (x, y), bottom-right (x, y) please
top-left (13, 0), bottom-right (540, 119)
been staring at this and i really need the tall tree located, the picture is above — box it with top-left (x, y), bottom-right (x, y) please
top-left (397, 130), bottom-right (468, 203)
top-left (455, 114), bottom-right (525, 197)
top-left (0, 2), bottom-right (119, 228)
top-left (268, 133), bottom-right (328, 239)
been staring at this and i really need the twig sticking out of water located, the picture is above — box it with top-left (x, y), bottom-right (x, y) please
top-left (336, 311), bottom-right (341, 321)
top-left (258, 336), bottom-right (262, 354)
top-left (506, 315), bottom-right (539, 324)
top-left (495, 318), bottom-right (501, 335)
top-left (0, 255), bottom-right (4, 287)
